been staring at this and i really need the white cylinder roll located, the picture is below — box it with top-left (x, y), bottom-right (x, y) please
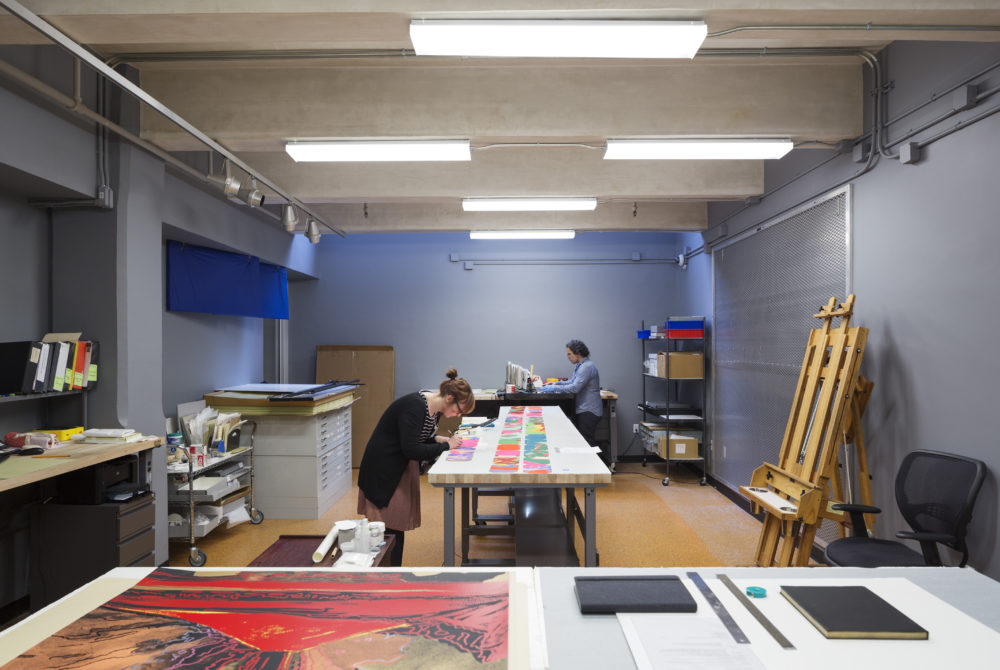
top-left (312, 524), bottom-right (339, 563)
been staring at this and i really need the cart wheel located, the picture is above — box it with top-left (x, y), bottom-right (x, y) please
top-left (700, 477), bottom-right (707, 486)
top-left (189, 548), bottom-right (207, 567)
top-left (662, 477), bottom-right (670, 486)
top-left (250, 509), bottom-right (264, 525)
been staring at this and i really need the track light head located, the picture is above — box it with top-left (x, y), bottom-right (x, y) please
top-left (282, 204), bottom-right (300, 233)
top-left (306, 218), bottom-right (321, 244)
top-left (239, 177), bottom-right (265, 207)
top-left (207, 173), bottom-right (241, 196)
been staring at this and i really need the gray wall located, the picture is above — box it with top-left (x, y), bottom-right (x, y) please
top-left (288, 232), bottom-right (692, 455)
top-left (698, 41), bottom-right (1000, 576)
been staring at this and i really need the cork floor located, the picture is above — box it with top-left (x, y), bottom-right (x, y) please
top-left (168, 462), bottom-right (764, 569)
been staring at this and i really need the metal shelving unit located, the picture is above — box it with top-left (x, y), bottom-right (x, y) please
top-left (637, 317), bottom-right (707, 486)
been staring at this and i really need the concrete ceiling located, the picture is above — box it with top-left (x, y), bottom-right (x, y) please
top-left (3, 1), bottom-right (1000, 236)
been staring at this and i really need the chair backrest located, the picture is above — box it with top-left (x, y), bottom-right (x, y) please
top-left (895, 449), bottom-right (987, 563)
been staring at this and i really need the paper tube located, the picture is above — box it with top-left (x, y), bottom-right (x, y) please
top-left (312, 524), bottom-right (339, 563)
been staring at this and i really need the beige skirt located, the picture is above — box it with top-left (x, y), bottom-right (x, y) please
top-left (357, 460), bottom-right (421, 531)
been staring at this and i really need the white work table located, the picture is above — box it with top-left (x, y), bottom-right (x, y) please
top-left (428, 405), bottom-right (611, 567)
top-left (4, 565), bottom-right (998, 669)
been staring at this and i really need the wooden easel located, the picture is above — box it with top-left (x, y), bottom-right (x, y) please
top-left (739, 295), bottom-right (869, 566)
top-left (826, 375), bottom-right (875, 536)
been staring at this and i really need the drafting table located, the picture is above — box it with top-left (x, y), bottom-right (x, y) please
top-left (428, 405), bottom-right (612, 567)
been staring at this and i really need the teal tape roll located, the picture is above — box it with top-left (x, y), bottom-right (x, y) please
top-left (745, 586), bottom-right (767, 598)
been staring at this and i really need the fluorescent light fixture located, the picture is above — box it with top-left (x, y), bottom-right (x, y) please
top-left (470, 230), bottom-right (576, 240)
top-left (604, 138), bottom-right (794, 160)
top-left (410, 20), bottom-right (707, 59)
top-left (462, 197), bottom-right (597, 212)
top-left (285, 140), bottom-right (471, 162)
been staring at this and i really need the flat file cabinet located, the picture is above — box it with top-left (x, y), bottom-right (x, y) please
top-left (252, 406), bottom-right (353, 518)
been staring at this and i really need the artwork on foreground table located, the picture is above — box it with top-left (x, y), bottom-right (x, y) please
top-left (11, 568), bottom-right (510, 669)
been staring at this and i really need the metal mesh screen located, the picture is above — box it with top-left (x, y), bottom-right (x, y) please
top-left (712, 188), bottom-right (849, 544)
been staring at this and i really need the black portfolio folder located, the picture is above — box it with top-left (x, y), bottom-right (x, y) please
top-left (574, 575), bottom-right (697, 614)
top-left (780, 585), bottom-right (928, 639)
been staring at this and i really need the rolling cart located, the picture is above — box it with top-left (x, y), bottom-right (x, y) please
top-left (168, 419), bottom-right (263, 566)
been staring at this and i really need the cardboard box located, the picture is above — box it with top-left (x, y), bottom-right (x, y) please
top-left (668, 352), bottom-right (704, 379)
top-left (668, 433), bottom-right (699, 459)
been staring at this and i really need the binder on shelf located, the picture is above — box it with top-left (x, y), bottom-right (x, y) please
top-left (52, 341), bottom-right (71, 392)
top-left (71, 341), bottom-right (86, 390)
top-left (32, 342), bottom-right (51, 393)
top-left (81, 341), bottom-right (93, 388)
top-left (17, 341), bottom-right (42, 393)
top-left (87, 340), bottom-right (100, 389)
top-left (43, 342), bottom-right (59, 391)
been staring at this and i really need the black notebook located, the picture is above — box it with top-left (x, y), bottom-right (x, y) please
top-left (574, 575), bottom-right (697, 614)
top-left (780, 585), bottom-right (928, 640)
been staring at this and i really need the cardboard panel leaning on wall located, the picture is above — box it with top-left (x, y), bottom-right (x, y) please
top-left (316, 345), bottom-right (394, 467)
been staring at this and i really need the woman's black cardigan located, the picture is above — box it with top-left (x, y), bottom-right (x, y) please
top-left (357, 392), bottom-right (448, 508)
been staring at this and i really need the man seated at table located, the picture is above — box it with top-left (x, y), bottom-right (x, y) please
top-left (538, 339), bottom-right (602, 445)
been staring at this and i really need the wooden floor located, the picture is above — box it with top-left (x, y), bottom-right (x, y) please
top-left (169, 462), bottom-right (764, 569)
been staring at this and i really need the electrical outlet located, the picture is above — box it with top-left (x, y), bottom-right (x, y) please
top-left (632, 423), bottom-right (639, 434)
top-left (723, 444), bottom-right (727, 459)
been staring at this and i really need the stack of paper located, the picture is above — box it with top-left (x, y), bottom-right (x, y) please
top-left (77, 428), bottom-right (145, 444)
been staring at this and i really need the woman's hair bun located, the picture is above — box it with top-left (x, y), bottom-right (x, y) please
top-left (445, 367), bottom-right (458, 380)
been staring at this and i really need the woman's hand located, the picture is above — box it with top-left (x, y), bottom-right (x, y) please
top-left (446, 434), bottom-right (462, 449)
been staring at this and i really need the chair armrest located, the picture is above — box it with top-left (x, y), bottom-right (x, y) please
top-left (831, 503), bottom-right (881, 537)
top-left (830, 503), bottom-right (881, 514)
top-left (896, 530), bottom-right (955, 544)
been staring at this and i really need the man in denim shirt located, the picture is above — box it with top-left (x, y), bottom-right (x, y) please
top-left (539, 339), bottom-right (602, 444)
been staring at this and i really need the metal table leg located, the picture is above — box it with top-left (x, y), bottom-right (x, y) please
top-left (443, 486), bottom-right (455, 566)
top-left (585, 487), bottom-right (597, 567)
top-left (565, 487), bottom-right (576, 547)
top-left (461, 487), bottom-right (471, 564)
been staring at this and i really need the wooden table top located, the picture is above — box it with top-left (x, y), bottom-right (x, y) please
top-left (0, 437), bottom-right (163, 493)
top-left (428, 405), bottom-right (612, 486)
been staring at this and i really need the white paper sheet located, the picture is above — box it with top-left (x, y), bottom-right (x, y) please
top-left (620, 613), bottom-right (766, 670)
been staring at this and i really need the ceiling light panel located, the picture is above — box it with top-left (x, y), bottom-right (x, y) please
top-left (286, 140), bottom-right (471, 162)
top-left (605, 139), bottom-right (794, 160)
top-left (410, 20), bottom-right (707, 59)
top-left (470, 230), bottom-right (576, 240)
top-left (463, 197), bottom-right (597, 212)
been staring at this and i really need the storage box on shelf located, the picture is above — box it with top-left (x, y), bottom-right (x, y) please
top-left (637, 316), bottom-right (708, 486)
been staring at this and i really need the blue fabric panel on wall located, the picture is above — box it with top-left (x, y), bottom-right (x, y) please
top-left (166, 240), bottom-right (289, 319)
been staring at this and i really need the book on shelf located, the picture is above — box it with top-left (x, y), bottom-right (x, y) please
top-left (780, 585), bottom-right (929, 640)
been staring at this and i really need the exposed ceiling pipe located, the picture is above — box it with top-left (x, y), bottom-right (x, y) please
top-left (0, 0), bottom-right (344, 237)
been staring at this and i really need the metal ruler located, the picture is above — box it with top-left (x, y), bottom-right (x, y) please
top-left (685, 571), bottom-right (749, 644)
top-left (717, 574), bottom-right (796, 649)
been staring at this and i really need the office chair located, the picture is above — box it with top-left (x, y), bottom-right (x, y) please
top-left (825, 449), bottom-right (986, 568)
